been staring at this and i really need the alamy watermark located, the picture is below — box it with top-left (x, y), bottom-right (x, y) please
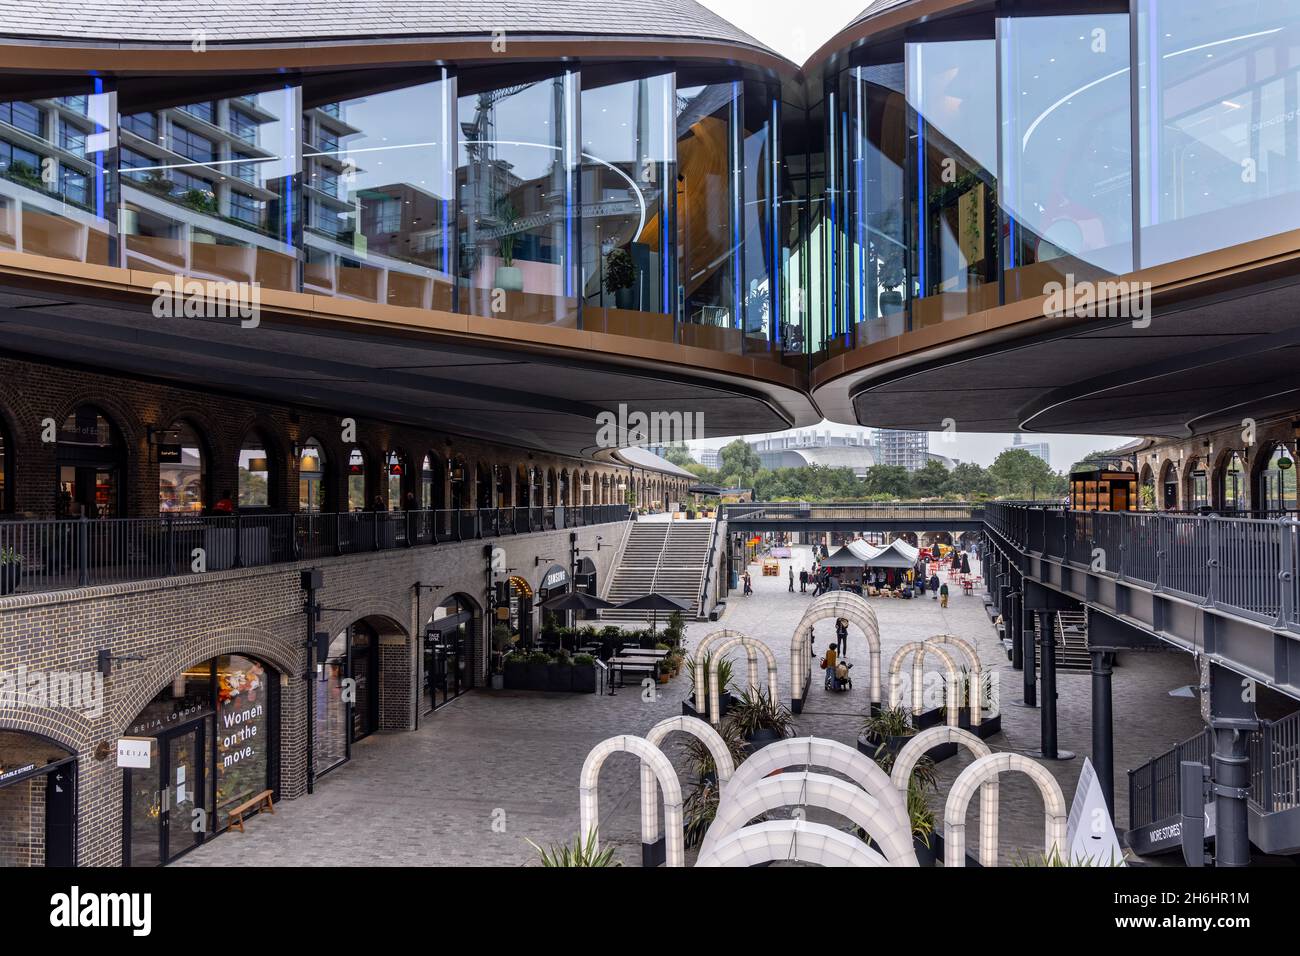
top-left (1043, 273), bottom-right (1152, 329)
top-left (0, 665), bottom-right (103, 718)
top-left (151, 276), bottom-right (261, 329)
top-left (595, 403), bottom-right (705, 448)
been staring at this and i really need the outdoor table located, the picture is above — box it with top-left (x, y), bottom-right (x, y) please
top-left (608, 655), bottom-right (660, 687)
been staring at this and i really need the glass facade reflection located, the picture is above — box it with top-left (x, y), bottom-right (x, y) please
top-left (8, 10), bottom-right (1300, 366)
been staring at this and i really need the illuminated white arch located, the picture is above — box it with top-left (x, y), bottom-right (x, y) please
top-left (696, 819), bottom-right (889, 867)
top-left (693, 628), bottom-right (763, 712)
top-left (640, 716), bottom-right (734, 849)
top-left (790, 593), bottom-right (881, 709)
top-left (890, 725), bottom-right (996, 868)
top-left (707, 635), bottom-right (779, 726)
top-left (888, 641), bottom-right (960, 726)
top-left (722, 736), bottom-right (909, 837)
top-left (700, 770), bottom-right (919, 866)
top-left (924, 634), bottom-right (985, 726)
top-left (943, 752), bottom-right (1068, 868)
top-left (579, 735), bottom-right (683, 867)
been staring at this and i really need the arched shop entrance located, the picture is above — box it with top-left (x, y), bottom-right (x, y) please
top-left (537, 563), bottom-right (571, 634)
top-left (0, 731), bottom-right (76, 866)
top-left (313, 616), bottom-right (408, 778)
top-left (424, 594), bottom-right (479, 713)
top-left (123, 654), bottom-right (278, 866)
top-left (57, 405), bottom-right (124, 518)
top-left (501, 575), bottom-right (534, 648)
top-left (575, 556), bottom-right (599, 618)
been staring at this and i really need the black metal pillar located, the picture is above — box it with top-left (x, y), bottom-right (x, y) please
top-left (1009, 589), bottom-right (1023, 670)
top-left (1038, 609), bottom-right (1058, 757)
top-left (1207, 662), bottom-right (1257, 867)
top-left (1022, 605), bottom-right (1037, 707)
top-left (1090, 649), bottom-right (1114, 815)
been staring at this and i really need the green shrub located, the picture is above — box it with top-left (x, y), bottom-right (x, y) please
top-left (527, 650), bottom-right (551, 665)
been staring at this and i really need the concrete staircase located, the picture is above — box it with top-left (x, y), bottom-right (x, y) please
top-left (600, 520), bottom-right (715, 623)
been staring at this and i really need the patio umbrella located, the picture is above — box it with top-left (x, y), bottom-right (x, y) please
top-left (615, 592), bottom-right (691, 638)
top-left (539, 591), bottom-right (616, 649)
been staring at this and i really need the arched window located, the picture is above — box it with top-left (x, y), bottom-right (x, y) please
top-left (494, 464), bottom-right (511, 508)
top-left (1185, 458), bottom-right (1208, 510)
top-left (0, 422), bottom-right (8, 514)
top-left (347, 449), bottom-right (366, 512)
top-left (559, 470), bottom-right (571, 507)
top-left (516, 464), bottom-right (531, 507)
top-left (1159, 461), bottom-right (1178, 510)
top-left (449, 456), bottom-right (469, 510)
top-left (58, 406), bottom-right (125, 518)
top-left (547, 468), bottom-right (558, 507)
top-left (1218, 451), bottom-right (1245, 512)
top-left (476, 462), bottom-right (493, 509)
top-left (1259, 443), bottom-right (1297, 515)
top-left (299, 439), bottom-right (327, 512)
top-left (386, 450), bottom-right (407, 511)
top-left (159, 421), bottom-right (206, 513)
top-left (238, 432), bottom-right (273, 509)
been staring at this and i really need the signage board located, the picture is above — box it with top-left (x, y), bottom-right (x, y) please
top-left (1066, 758), bottom-right (1126, 866)
top-left (541, 564), bottom-right (569, 591)
top-left (116, 736), bottom-right (154, 769)
top-left (157, 444), bottom-right (183, 464)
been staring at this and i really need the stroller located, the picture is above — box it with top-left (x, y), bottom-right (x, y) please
top-left (823, 658), bottom-right (853, 692)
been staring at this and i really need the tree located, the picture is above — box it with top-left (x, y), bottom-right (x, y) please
top-left (664, 443), bottom-right (695, 468)
top-left (946, 461), bottom-right (997, 499)
top-left (909, 459), bottom-right (951, 499)
top-left (718, 439), bottom-right (762, 486)
top-left (863, 464), bottom-right (912, 499)
top-left (988, 448), bottom-right (1064, 500)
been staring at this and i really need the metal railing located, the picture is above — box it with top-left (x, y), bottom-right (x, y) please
top-left (986, 502), bottom-right (1300, 630)
top-left (722, 502), bottom-right (985, 522)
top-left (0, 504), bottom-right (629, 597)
top-left (1128, 709), bottom-right (1300, 830)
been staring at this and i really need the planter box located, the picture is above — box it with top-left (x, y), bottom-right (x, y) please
top-left (525, 662), bottom-right (550, 691)
top-left (857, 732), bottom-right (957, 765)
top-left (970, 713), bottom-right (1001, 739)
top-left (681, 692), bottom-right (734, 722)
top-left (503, 661), bottom-right (527, 690)
top-left (547, 664), bottom-right (573, 691)
top-left (0, 563), bottom-right (21, 595)
top-left (743, 728), bottom-right (785, 755)
top-left (571, 664), bottom-right (596, 694)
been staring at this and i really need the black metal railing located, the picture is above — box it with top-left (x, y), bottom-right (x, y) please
top-left (1127, 729), bottom-right (1214, 830)
top-left (721, 501), bottom-right (985, 522)
top-left (986, 502), bottom-right (1300, 630)
top-left (0, 504), bottom-right (628, 597)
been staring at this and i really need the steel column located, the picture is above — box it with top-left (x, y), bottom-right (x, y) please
top-left (1090, 650), bottom-right (1115, 815)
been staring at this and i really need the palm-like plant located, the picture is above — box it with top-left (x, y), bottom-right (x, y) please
top-left (685, 652), bottom-right (733, 700)
top-left (861, 705), bottom-right (916, 742)
top-left (725, 688), bottom-right (795, 741)
top-left (526, 830), bottom-right (621, 867)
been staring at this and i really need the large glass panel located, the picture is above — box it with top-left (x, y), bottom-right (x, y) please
top-left (303, 74), bottom-right (456, 311)
top-left (0, 83), bottom-right (114, 265)
top-left (1138, 1), bottom-right (1300, 265)
top-left (1260, 443), bottom-right (1298, 513)
top-left (1000, 14), bottom-right (1133, 302)
top-left (458, 73), bottom-right (579, 327)
top-left (580, 73), bottom-right (675, 341)
top-left (314, 632), bottom-right (349, 774)
top-left (119, 86), bottom-right (300, 290)
top-left (159, 422), bottom-right (205, 513)
top-left (213, 655), bottom-right (271, 829)
top-left (237, 433), bottom-right (271, 509)
top-left (741, 82), bottom-right (779, 358)
top-left (347, 448), bottom-right (366, 511)
top-left (907, 39), bottom-right (1000, 327)
top-left (849, 64), bottom-right (910, 344)
top-left (677, 82), bottom-right (741, 352)
top-left (298, 439), bottom-right (326, 512)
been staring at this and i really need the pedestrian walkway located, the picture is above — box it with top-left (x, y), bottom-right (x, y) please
top-left (176, 544), bottom-right (1204, 866)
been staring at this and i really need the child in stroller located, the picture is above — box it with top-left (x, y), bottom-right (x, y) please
top-left (820, 644), bottom-right (853, 691)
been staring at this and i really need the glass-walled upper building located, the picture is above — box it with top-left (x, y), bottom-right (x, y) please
top-left (4, 1), bottom-right (1300, 378)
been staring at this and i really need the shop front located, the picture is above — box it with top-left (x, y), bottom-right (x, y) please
top-left (423, 594), bottom-right (477, 713)
top-left (122, 655), bottom-right (277, 866)
top-left (313, 619), bottom-right (382, 779)
top-left (0, 731), bottom-right (76, 866)
top-left (500, 575), bottom-right (534, 647)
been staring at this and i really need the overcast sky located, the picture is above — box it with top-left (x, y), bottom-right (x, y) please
top-left (690, 0), bottom-right (1133, 472)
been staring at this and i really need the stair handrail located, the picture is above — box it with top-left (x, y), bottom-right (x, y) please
top-left (697, 516), bottom-right (724, 617)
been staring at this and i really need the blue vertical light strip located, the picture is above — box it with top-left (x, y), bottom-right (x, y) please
top-left (1146, 0), bottom-right (1161, 229)
top-left (564, 70), bottom-right (577, 305)
top-left (441, 70), bottom-right (452, 279)
top-left (1001, 22), bottom-right (1017, 271)
top-left (827, 88), bottom-right (837, 340)
top-left (663, 74), bottom-right (673, 322)
top-left (770, 95), bottom-right (781, 349)
top-left (840, 106), bottom-right (850, 342)
top-left (731, 81), bottom-right (742, 331)
top-left (283, 84), bottom-right (295, 250)
top-left (854, 75), bottom-right (866, 331)
top-left (92, 76), bottom-right (106, 220)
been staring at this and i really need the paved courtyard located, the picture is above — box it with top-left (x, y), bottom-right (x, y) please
top-left (177, 544), bottom-right (1204, 866)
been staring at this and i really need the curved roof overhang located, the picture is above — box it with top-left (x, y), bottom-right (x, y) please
top-left (0, 252), bottom-right (819, 459)
top-left (812, 229), bottom-right (1300, 440)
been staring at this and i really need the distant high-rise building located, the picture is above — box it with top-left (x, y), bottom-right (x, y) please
top-left (1007, 433), bottom-right (1051, 466)
top-left (872, 429), bottom-right (930, 472)
top-left (695, 447), bottom-right (721, 470)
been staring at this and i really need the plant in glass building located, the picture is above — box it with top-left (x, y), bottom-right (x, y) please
top-left (604, 247), bottom-right (635, 295)
top-left (527, 830), bottom-right (620, 867)
top-left (5, 159), bottom-right (46, 192)
top-left (181, 187), bottom-right (218, 214)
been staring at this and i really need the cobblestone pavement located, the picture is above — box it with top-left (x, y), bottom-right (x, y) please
top-left (177, 545), bottom-right (1203, 867)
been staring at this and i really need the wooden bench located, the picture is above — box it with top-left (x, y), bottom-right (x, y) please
top-left (228, 789), bottom-right (274, 833)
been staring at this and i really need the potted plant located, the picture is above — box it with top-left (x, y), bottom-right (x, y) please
top-left (683, 652), bottom-right (734, 721)
top-left (866, 748), bottom-right (951, 865)
top-left (527, 830), bottom-right (621, 867)
top-left (502, 650), bottom-right (529, 690)
top-left (662, 611), bottom-right (685, 649)
top-left (548, 649), bottom-right (574, 691)
top-left (604, 247), bottom-right (637, 309)
top-left (860, 705), bottom-right (957, 764)
top-left (493, 195), bottom-right (523, 291)
top-left (490, 623), bottom-right (514, 689)
top-left (571, 653), bottom-right (597, 694)
top-left (525, 650), bottom-right (551, 691)
top-left (0, 548), bottom-right (22, 596)
top-left (726, 688), bottom-right (794, 754)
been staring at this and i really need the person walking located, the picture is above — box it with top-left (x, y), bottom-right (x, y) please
top-left (789, 566), bottom-right (795, 592)
top-left (799, 568), bottom-right (808, 592)
top-left (743, 570), bottom-right (753, 596)
top-left (929, 572), bottom-right (940, 598)
top-left (835, 617), bottom-right (848, 656)
top-left (822, 643), bottom-right (839, 690)
top-left (940, 581), bottom-right (950, 608)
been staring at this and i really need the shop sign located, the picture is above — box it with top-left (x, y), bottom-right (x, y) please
top-left (157, 444), bottom-right (183, 464)
top-left (541, 565), bottom-right (569, 590)
top-left (117, 737), bottom-right (154, 769)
